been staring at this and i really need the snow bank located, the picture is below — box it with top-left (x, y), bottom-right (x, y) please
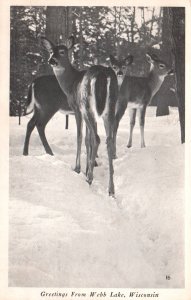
top-left (9, 107), bottom-right (184, 288)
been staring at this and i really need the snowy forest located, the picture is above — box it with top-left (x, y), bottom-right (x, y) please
top-left (9, 6), bottom-right (185, 290)
top-left (10, 6), bottom-right (185, 143)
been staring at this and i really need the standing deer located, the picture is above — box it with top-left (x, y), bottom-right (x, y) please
top-left (23, 75), bottom-right (74, 156)
top-left (41, 36), bottom-right (118, 196)
top-left (110, 53), bottom-right (174, 158)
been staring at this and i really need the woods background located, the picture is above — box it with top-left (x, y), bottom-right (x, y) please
top-left (10, 6), bottom-right (185, 142)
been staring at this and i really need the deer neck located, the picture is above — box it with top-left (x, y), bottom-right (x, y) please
top-left (148, 66), bottom-right (165, 99)
top-left (117, 76), bottom-right (125, 88)
top-left (53, 63), bottom-right (79, 97)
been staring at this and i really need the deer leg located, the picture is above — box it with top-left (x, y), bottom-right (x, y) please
top-left (84, 113), bottom-right (100, 185)
top-left (85, 125), bottom-right (98, 171)
top-left (113, 100), bottom-right (127, 159)
top-left (94, 122), bottom-right (98, 166)
top-left (103, 116), bottom-right (115, 196)
top-left (138, 106), bottom-right (147, 148)
top-left (74, 111), bottom-right (83, 173)
top-left (23, 114), bottom-right (37, 155)
top-left (65, 115), bottom-right (69, 129)
top-left (35, 109), bottom-right (57, 155)
top-left (127, 108), bottom-right (137, 148)
top-left (36, 123), bottom-right (54, 155)
top-left (85, 126), bottom-right (91, 176)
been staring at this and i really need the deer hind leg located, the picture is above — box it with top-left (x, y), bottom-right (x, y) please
top-left (84, 112), bottom-right (100, 186)
top-left (85, 125), bottom-right (98, 175)
top-left (85, 125), bottom-right (91, 176)
top-left (103, 115), bottom-right (115, 196)
top-left (138, 106), bottom-right (147, 148)
top-left (23, 113), bottom-right (37, 155)
top-left (74, 111), bottom-right (83, 173)
top-left (127, 108), bottom-right (137, 148)
top-left (35, 110), bottom-right (55, 156)
top-left (36, 124), bottom-right (53, 155)
top-left (113, 101), bottom-right (127, 158)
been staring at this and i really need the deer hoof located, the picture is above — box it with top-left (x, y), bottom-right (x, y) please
top-left (94, 160), bottom-right (98, 167)
top-left (47, 150), bottom-right (54, 156)
top-left (74, 167), bottom-right (81, 174)
top-left (127, 144), bottom-right (132, 148)
top-left (109, 190), bottom-right (115, 198)
top-left (86, 172), bottom-right (93, 185)
top-left (109, 184), bottom-right (115, 197)
top-left (86, 177), bottom-right (93, 185)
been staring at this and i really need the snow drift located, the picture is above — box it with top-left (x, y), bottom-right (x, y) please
top-left (9, 107), bottom-right (184, 288)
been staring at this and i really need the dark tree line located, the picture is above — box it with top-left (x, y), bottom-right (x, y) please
top-left (170, 7), bottom-right (185, 143)
top-left (10, 6), bottom-right (185, 143)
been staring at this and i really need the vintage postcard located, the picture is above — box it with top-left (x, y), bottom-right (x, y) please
top-left (0, 0), bottom-right (191, 299)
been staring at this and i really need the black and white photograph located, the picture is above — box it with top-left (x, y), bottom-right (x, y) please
top-left (0, 1), bottom-right (191, 299)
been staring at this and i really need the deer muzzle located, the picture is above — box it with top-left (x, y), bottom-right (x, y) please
top-left (48, 57), bottom-right (58, 66)
top-left (168, 69), bottom-right (174, 75)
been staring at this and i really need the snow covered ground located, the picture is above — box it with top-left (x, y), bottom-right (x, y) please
top-left (9, 106), bottom-right (184, 288)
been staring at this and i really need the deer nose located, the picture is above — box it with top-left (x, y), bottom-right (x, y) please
top-left (168, 69), bottom-right (174, 75)
top-left (48, 57), bottom-right (57, 66)
top-left (117, 71), bottom-right (123, 76)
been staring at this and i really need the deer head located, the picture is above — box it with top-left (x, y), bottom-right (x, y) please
top-left (146, 53), bottom-right (174, 78)
top-left (41, 36), bottom-right (75, 70)
top-left (109, 54), bottom-right (133, 77)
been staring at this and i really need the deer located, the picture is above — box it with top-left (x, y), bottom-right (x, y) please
top-left (41, 36), bottom-right (118, 196)
top-left (23, 75), bottom-right (74, 156)
top-left (109, 53), bottom-right (174, 158)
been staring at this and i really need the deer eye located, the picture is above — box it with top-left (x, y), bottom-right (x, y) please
top-left (113, 66), bottom-right (117, 70)
top-left (159, 63), bottom-right (165, 69)
top-left (122, 66), bottom-right (126, 69)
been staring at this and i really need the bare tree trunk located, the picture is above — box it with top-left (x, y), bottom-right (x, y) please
top-left (114, 7), bottom-right (118, 57)
top-left (79, 7), bottom-right (84, 69)
top-left (141, 7), bottom-right (147, 44)
top-left (45, 6), bottom-right (74, 128)
top-left (149, 7), bottom-right (155, 37)
top-left (157, 8), bottom-right (162, 38)
top-left (156, 7), bottom-right (170, 117)
top-left (131, 7), bottom-right (135, 43)
top-left (46, 7), bottom-right (67, 43)
top-left (170, 8), bottom-right (185, 143)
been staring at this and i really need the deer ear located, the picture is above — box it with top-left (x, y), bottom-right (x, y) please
top-left (151, 53), bottom-right (159, 61)
top-left (146, 53), bottom-right (159, 63)
top-left (146, 53), bottom-right (154, 63)
top-left (41, 37), bottom-right (54, 53)
top-left (66, 36), bottom-right (75, 50)
top-left (109, 55), bottom-right (117, 65)
top-left (124, 55), bottom-right (133, 65)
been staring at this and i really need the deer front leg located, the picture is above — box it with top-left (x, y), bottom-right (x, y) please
top-left (113, 100), bottom-right (127, 158)
top-left (127, 108), bottom-right (137, 148)
top-left (103, 116), bottom-right (115, 197)
top-left (113, 117), bottom-right (119, 159)
top-left (74, 111), bottom-right (83, 173)
top-left (138, 106), bottom-right (147, 148)
top-left (85, 126), bottom-right (91, 176)
top-left (23, 114), bottom-right (37, 155)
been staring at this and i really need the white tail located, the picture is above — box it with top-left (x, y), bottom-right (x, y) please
top-left (41, 36), bottom-right (118, 196)
top-left (23, 75), bottom-right (73, 156)
top-left (110, 53), bottom-right (173, 157)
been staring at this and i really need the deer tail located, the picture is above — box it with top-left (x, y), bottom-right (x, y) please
top-left (25, 83), bottom-right (35, 115)
top-left (94, 72), bottom-right (107, 116)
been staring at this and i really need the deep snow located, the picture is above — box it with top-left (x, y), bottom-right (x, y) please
top-left (9, 107), bottom-right (184, 288)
